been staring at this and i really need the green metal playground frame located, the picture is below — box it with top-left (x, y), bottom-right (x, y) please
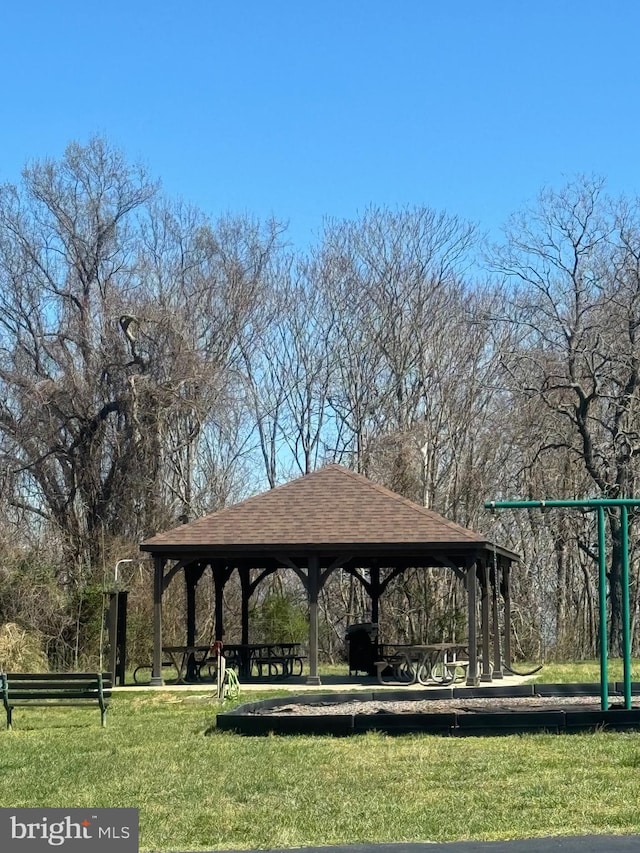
top-left (485, 498), bottom-right (638, 711)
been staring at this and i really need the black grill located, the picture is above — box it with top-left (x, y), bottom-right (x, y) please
top-left (345, 622), bottom-right (379, 676)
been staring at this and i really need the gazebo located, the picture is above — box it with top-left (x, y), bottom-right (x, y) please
top-left (140, 464), bottom-right (518, 686)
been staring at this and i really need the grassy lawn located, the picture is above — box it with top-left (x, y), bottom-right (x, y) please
top-left (526, 658), bottom-right (640, 684)
top-left (0, 663), bottom-right (640, 851)
top-left (2, 669), bottom-right (640, 851)
top-left (129, 658), bottom-right (640, 686)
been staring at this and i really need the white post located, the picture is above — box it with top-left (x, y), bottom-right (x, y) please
top-left (217, 652), bottom-right (226, 699)
top-left (114, 558), bottom-right (133, 585)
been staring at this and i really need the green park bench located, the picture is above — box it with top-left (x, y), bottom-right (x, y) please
top-left (1, 672), bottom-right (112, 730)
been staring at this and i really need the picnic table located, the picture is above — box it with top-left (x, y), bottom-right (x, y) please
top-left (223, 643), bottom-right (305, 679)
top-left (154, 642), bottom-right (306, 683)
top-left (375, 642), bottom-right (468, 686)
top-left (161, 645), bottom-right (212, 683)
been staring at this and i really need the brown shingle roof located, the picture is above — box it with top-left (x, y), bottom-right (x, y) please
top-left (141, 464), bottom-right (488, 551)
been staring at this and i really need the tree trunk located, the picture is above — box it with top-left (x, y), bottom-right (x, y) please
top-left (608, 514), bottom-right (623, 655)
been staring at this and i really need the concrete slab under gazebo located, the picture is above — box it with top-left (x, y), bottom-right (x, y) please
top-left (140, 464), bottom-right (519, 686)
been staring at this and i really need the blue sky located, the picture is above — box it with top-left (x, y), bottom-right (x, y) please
top-left (2, 1), bottom-right (639, 249)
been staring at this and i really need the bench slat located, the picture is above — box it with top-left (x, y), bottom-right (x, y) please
top-left (7, 672), bottom-right (112, 681)
top-left (7, 677), bottom-right (109, 684)
top-left (9, 691), bottom-right (110, 700)
top-left (1, 672), bottom-right (110, 730)
top-left (7, 689), bottom-right (110, 695)
top-left (9, 700), bottom-right (109, 706)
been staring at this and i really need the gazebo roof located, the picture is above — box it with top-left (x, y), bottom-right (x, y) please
top-left (141, 465), bottom-right (515, 561)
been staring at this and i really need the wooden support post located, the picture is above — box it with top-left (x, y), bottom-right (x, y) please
top-left (107, 592), bottom-right (118, 682)
top-left (370, 564), bottom-right (380, 627)
top-left (466, 560), bottom-right (479, 686)
top-left (185, 564), bottom-right (200, 681)
top-left (237, 567), bottom-right (251, 678)
top-left (502, 561), bottom-right (512, 669)
top-left (306, 554), bottom-right (321, 685)
top-left (480, 560), bottom-right (492, 682)
top-left (116, 591), bottom-right (128, 686)
top-left (185, 565), bottom-right (198, 647)
top-left (211, 562), bottom-right (227, 641)
top-left (491, 558), bottom-right (503, 679)
top-left (151, 557), bottom-right (165, 686)
top-left (239, 567), bottom-right (250, 646)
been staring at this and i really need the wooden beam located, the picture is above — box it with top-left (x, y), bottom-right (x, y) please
top-left (239, 567), bottom-right (250, 646)
top-left (320, 554), bottom-right (353, 587)
top-left (491, 557), bottom-right (503, 679)
top-left (211, 562), bottom-right (234, 641)
top-left (306, 554), bottom-right (321, 685)
top-left (151, 556), bottom-right (165, 686)
top-left (480, 560), bottom-right (492, 682)
top-left (370, 564), bottom-right (380, 625)
top-left (466, 559), bottom-right (479, 686)
top-left (274, 553), bottom-right (306, 586)
top-left (502, 561), bottom-right (512, 668)
top-left (162, 559), bottom-right (188, 592)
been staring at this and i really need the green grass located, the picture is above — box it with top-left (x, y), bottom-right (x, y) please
top-left (320, 658), bottom-right (640, 683)
top-left (1, 680), bottom-right (640, 851)
top-left (522, 658), bottom-right (640, 684)
top-left (129, 658), bottom-right (640, 686)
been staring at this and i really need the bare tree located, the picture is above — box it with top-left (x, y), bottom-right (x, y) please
top-left (136, 205), bottom-right (283, 516)
top-left (492, 176), bottom-right (640, 650)
top-left (0, 139), bottom-right (283, 566)
top-left (269, 256), bottom-right (337, 476)
top-left (0, 138), bottom-right (160, 568)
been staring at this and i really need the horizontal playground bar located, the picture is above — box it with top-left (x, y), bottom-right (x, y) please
top-left (485, 498), bottom-right (640, 509)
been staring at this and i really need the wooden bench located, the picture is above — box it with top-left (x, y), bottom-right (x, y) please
top-left (1, 672), bottom-right (112, 730)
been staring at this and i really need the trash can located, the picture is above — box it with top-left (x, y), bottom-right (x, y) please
top-left (345, 622), bottom-right (379, 676)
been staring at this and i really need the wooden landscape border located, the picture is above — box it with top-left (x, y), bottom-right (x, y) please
top-left (215, 683), bottom-right (640, 737)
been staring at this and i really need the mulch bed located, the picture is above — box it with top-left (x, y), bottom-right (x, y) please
top-left (251, 695), bottom-right (628, 716)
